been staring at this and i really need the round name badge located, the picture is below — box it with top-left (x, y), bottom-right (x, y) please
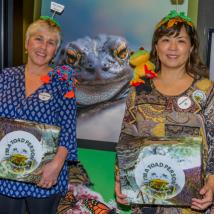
top-left (192, 90), bottom-right (206, 103)
top-left (177, 96), bottom-right (192, 110)
top-left (39, 92), bottom-right (51, 101)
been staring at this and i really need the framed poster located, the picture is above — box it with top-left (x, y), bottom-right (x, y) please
top-left (207, 28), bottom-right (214, 81)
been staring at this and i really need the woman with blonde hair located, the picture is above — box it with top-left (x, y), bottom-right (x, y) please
top-left (0, 17), bottom-right (77, 214)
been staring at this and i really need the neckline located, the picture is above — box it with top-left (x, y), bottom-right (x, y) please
top-left (151, 77), bottom-right (197, 98)
top-left (24, 65), bottom-right (52, 99)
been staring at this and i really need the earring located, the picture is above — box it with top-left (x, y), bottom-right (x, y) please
top-left (50, 58), bottom-right (55, 66)
top-left (25, 50), bottom-right (28, 54)
top-left (188, 56), bottom-right (191, 69)
top-left (156, 54), bottom-right (160, 72)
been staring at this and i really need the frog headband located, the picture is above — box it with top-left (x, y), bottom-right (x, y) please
top-left (156, 10), bottom-right (193, 29)
top-left (40, 16), bottom-right (61, 30)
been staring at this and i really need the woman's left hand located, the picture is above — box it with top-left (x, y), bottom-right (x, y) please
top-left (35, 146), bottom-right (68, 189)
top-left (191, 184), bottom-right (213, 211)
top-left (36, 160), bottom-right (62, 189)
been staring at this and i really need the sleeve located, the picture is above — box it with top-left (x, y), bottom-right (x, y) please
top-left (116, 87), bottom-right (137, 160)
top-left (118, 86), bottom-right (138, 144)
top-left (204, 85), bottom-right (214, 174)
top-left (56, 94), bottom-right (77, 162)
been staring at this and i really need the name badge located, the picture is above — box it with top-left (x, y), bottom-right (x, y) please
top-left (192, 90), bottom-right (206, 103)
top-left (39, 92), bottom-right (51, 101)
top-left (177, 96), bottom-right (192, 110)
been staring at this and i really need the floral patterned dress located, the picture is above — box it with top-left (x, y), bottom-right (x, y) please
top-left (117, 78), bottom-right (214, 214)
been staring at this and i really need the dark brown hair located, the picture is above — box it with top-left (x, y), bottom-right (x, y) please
top-left (150, 21), bottom-right (208, 78)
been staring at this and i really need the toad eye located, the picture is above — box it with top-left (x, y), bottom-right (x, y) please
top-left (112, 41), bottom-right (129, 63)
top-left (66, 48), bottom-right (81, 65)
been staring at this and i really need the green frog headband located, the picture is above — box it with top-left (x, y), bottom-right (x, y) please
top-left (156, 10), bottom-right (193, 29)
top-left (40, 16), bottom-right (61, 29)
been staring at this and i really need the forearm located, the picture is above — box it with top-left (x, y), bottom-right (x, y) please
top-left (206, 174), bottom-right (214, 193)
top-left (52, 146), bottom-right (68, 169)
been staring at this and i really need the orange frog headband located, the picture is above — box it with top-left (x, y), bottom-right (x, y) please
top-left (40, 16), bottom-right (61, 31)
top-left (156, 10), bottom-right (193, 29)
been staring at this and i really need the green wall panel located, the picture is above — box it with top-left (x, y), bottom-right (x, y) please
top-left (78, 148), bottom-right (131, 214)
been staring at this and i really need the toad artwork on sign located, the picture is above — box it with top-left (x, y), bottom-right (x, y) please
top-left (116, 137), bottom-right (203, 206)
top-left (0, 118), bottom-right (60, 183)
top-left (57, 34), bottom-right (132, 142)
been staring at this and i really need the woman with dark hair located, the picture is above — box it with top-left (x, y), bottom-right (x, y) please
top-left (150, 11), bottom-right (208, 79)
top-left (115, 10), bottom-right (214, 214)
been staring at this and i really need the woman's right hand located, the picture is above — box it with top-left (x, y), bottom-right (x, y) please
top-left (115, 174), bottom-right (129, 205)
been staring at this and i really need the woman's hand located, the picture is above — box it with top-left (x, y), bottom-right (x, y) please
top-left (191, 175), bottom-right (214, 211)
top-left (115, 174), bottom-right (129, 205)
top-left (191, 185), bottom-right (213, 211)
top-left (36, 146), bottom-right (68, 189)
top-left (36, 160), bottom-right (62, 189)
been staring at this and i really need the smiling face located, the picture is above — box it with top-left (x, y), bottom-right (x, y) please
top-left (155, 27), bottom-right (193, 71)
top-left (25, 28), bottom-right (58, 67)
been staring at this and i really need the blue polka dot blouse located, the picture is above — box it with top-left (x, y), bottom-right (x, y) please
top-left (0, 65), bottom-right (77, 198)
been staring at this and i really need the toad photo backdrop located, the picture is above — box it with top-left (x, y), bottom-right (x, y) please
top-left (42, 0), bottom-right (188, 143)
top-left (41, 1), bottom-right (189, 213)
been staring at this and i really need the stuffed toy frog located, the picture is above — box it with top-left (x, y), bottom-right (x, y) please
top-left (130, 48), bottom-right (157, 86)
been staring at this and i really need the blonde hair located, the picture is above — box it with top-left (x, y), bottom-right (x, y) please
top-left (25, 19), bottom-right (62, 50)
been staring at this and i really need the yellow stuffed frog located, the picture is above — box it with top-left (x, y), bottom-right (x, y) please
top-left (129, 48), bottom-right (157, 86)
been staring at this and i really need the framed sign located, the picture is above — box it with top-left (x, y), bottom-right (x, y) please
top-left (207, 28), bottom-right (214, 81)
top-left (116, 136), bottom-right (203, 206)
top-left (0, 117), bottom-right (60, 183)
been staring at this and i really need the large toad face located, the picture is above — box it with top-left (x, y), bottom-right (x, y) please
top-left (57, 34), bottom-right (132, 107)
